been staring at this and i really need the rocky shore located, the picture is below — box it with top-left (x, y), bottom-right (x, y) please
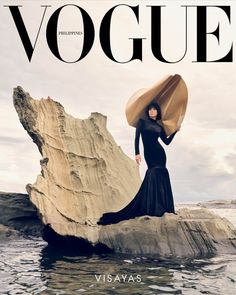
top-left (0, 192), bottom-right (43, 239)
top-left (197, 199), bottom-right (236, 209)
top-left (1, 192), bottom-right (236, 258)
top-left (3, 86), bottom-right (235, 259)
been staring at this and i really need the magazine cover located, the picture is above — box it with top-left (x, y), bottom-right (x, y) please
top-left (1, 0), bottom-right (236, 294)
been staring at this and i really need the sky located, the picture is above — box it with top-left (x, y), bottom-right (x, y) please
top-left (0, 0), bottom-right (236, 202)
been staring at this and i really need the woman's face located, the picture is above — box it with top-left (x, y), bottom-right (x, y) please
top-left (148, 107), bottom-right (158, 118)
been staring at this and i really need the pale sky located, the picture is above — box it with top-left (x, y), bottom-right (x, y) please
top-left (0, 0), bottom-right (236, 202)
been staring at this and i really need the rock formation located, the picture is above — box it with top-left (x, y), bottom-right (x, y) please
top-left (13, 86), bottom-right (141, 242)
top-left (98, 208), bottom-right (236, 257)
top-left (0, 224), bottom-right (22, 240)
top-left (197, 199), bottom-right (236, 209)
top-left (13, 87), bottom-right (236, 258)
top-left (0, 192), bottom-right (43, 238)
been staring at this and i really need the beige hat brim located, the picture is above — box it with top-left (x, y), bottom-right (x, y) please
top-left (125, 74), bottom-right (188, 136)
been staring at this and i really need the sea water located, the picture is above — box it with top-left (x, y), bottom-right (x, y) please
top-left (0, 207), bottom-right (236, 295)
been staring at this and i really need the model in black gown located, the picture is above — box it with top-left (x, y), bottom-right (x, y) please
top-left (97, 116), bottom-right (178, 225)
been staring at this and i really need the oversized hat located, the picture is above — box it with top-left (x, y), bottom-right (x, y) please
top-left (125, 74), bottom-right (188, 136)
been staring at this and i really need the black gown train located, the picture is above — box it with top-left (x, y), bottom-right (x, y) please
top-left (97, 117), bottom-right (178, 225)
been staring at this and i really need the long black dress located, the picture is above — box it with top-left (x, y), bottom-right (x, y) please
top-left (97, 117), bottom-right (178, 225)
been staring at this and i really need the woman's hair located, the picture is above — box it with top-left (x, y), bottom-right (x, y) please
top-left (145, 102), bottom-right (162, 120)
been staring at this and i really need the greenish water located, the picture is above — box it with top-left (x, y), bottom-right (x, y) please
top-left (0, 237), bottom-right (236, 295)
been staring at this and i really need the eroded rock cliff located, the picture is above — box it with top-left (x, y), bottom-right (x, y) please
top-left (13, 86), bottom-right (141, 242)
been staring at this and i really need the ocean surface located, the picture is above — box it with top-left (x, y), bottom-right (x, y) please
top-left (1, 205), bottom-right (236, 295)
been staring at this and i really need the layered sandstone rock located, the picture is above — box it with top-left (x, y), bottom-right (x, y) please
top-left (98, 208), bottom-right (236, 257)
top-left (13, 86), bottom-right (141, 242)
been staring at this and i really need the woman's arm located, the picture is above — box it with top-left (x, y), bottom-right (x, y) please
top-left (135, 118), bottom-right (142, 155)
top-left (160, 127), bottom-right (178, 145)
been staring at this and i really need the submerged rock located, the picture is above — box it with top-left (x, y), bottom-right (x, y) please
top-left (0, 224), bottom-right (22, 241)
top-left (13, 87), bottom-right (236, 258)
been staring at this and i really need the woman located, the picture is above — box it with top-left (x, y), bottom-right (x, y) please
top-left (97, 102), bottom-right (179, 225)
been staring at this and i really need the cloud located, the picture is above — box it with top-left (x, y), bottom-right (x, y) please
top-left (0, 136), bottom-right (27, 145)
top-left (0, 2), bottom-right (236, 202)
top-left (167, 128), bottom-right (236, 202)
